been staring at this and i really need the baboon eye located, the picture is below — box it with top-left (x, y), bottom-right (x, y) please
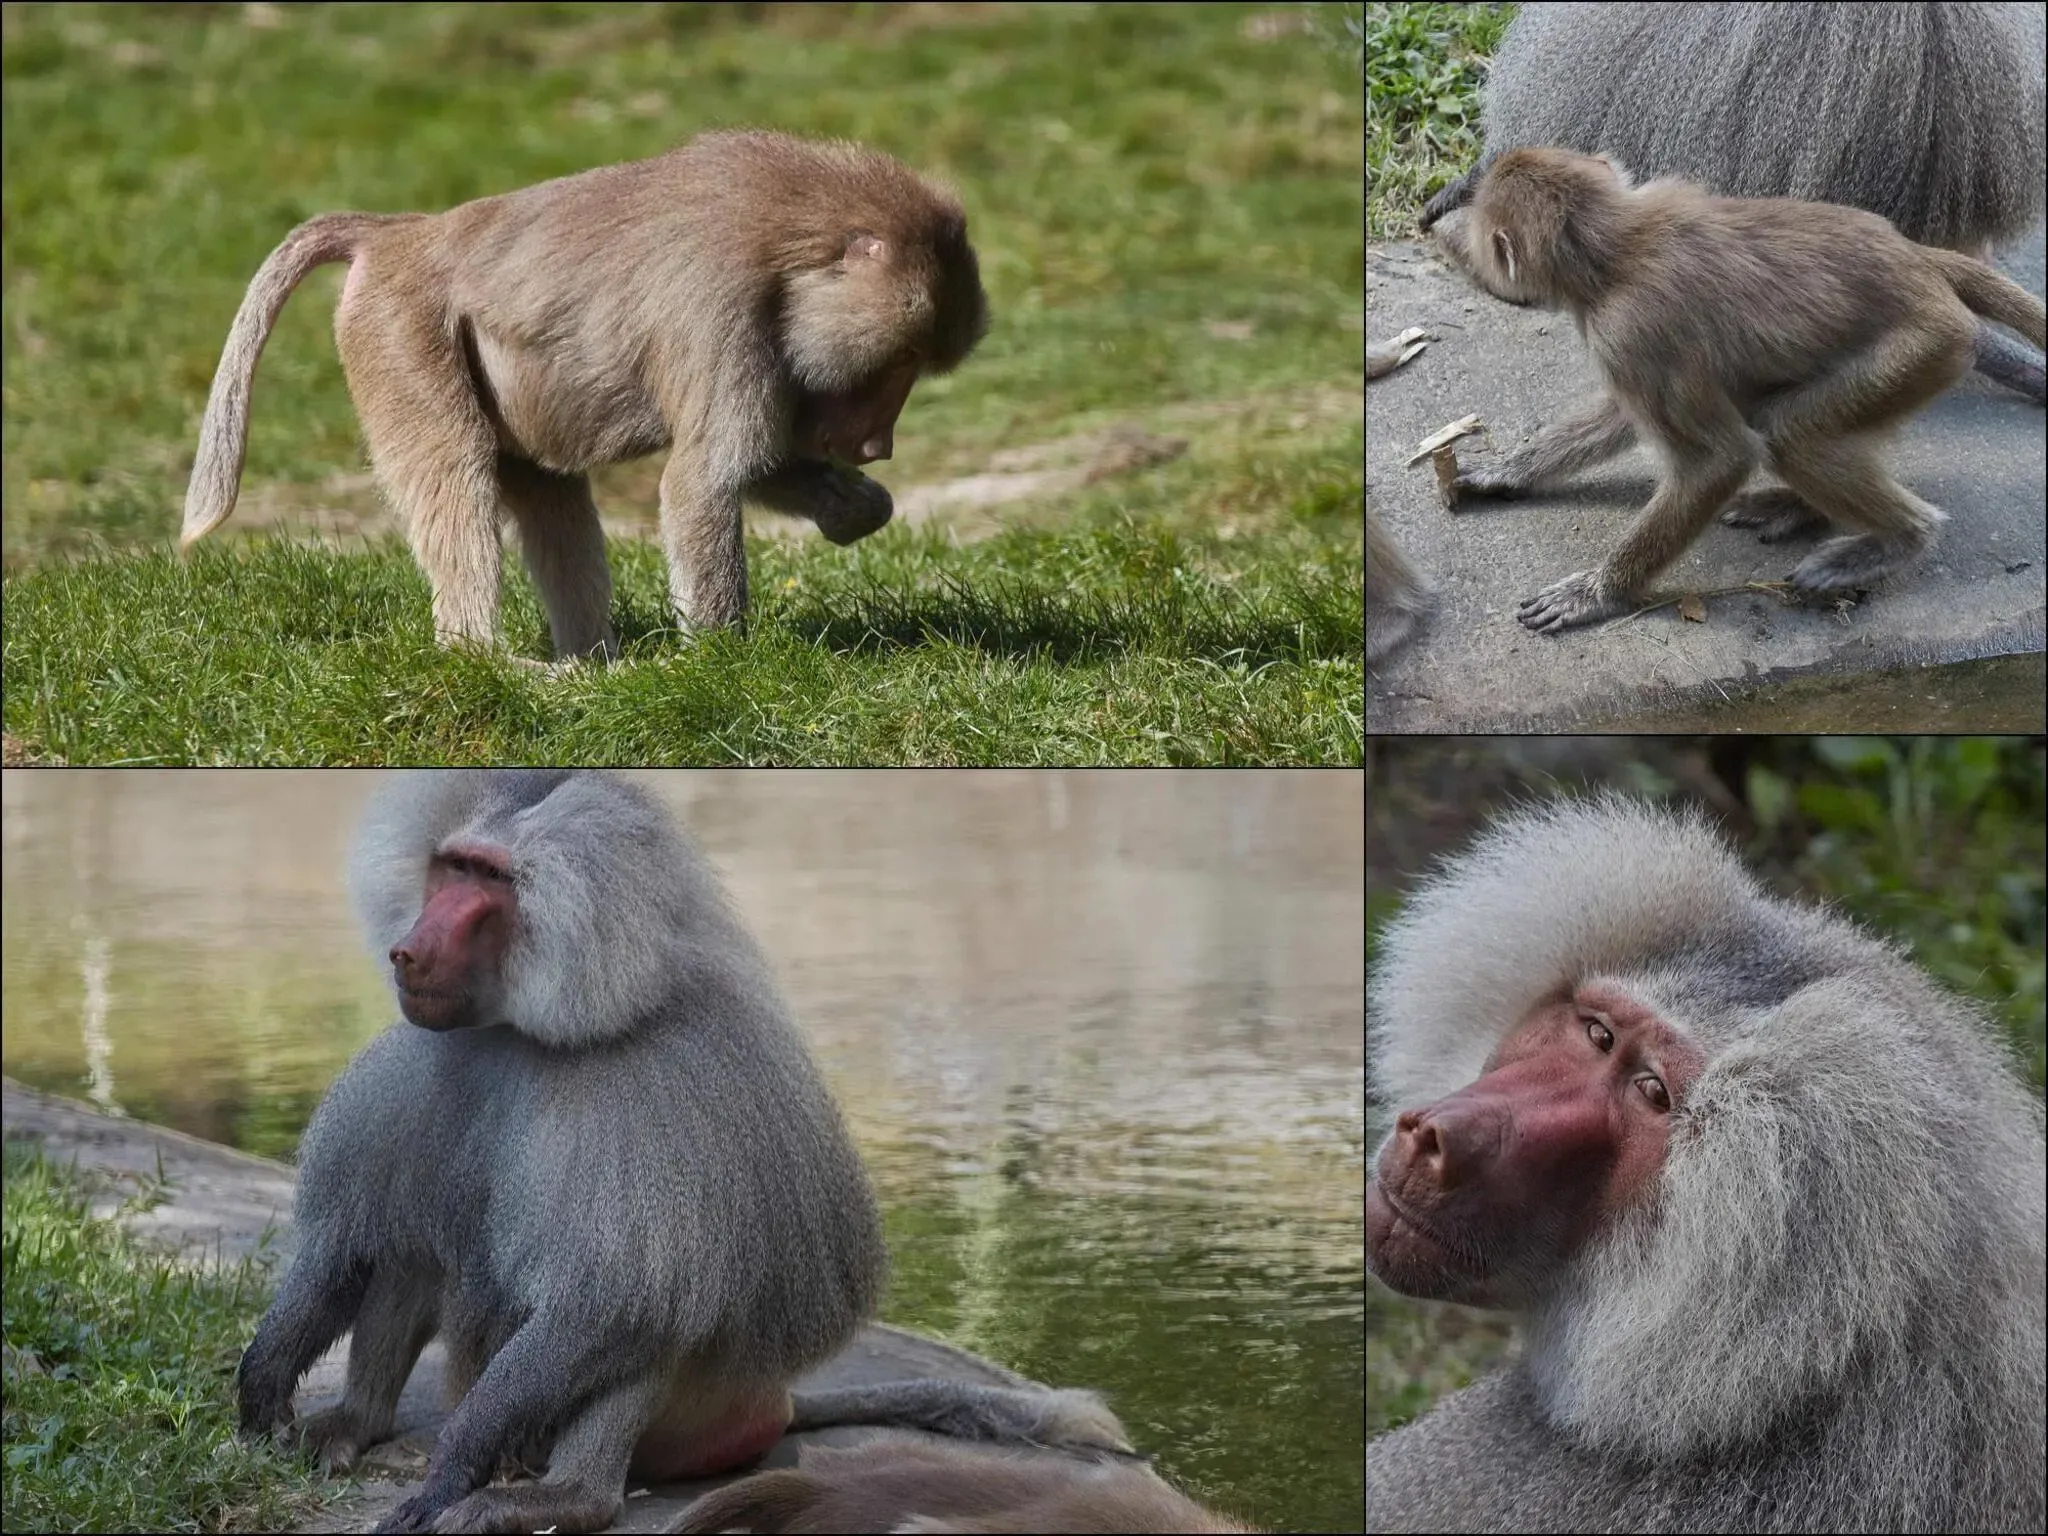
top-left (1637, 1076), bottom-right (1672, 1111)
top-left (1584, 1015), bottom-right (1615, 1052)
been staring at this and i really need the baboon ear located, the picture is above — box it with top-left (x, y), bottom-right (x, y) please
top-left (840, 231), bottom-right (890, 267)
top-left (1491, 227), bottom-right (1521, 289)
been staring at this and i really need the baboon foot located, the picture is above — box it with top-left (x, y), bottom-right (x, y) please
top-left (1721, 487), bottom-right (1829, 543)
top-left (1518, 568), bottom-right (1627, 633)
top-left (391, 1481), bottom-right (620, 1536)
top-left (293, 1405), bottom-right (385, 1476)
top-left (1789, 533), bottom-right (1924, 592)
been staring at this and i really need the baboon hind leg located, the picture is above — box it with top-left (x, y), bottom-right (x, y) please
top-left (1752, 321), bottom-right (1968, 592)
top-left (499, 458), bottom-right (617, 660)
top-left (293, 1263), bottom-right (438, 1474)
top-left (336, 294), bottom-right (506, 649)
top-left (1771, 437), bottom-right (1945, 592)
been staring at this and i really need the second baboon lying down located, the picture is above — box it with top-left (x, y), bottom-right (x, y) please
top-left (668, 1436), bottom-right (1257, 1533)
top-left (1444, 148), bottom-right (2047, 634)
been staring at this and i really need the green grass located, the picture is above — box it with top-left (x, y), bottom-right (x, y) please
top-left (1, 1145), bottom-right (324, 1535)
top-left (6, 482), bottom-right (1361, 763)
top-left (1363, 2), bottom-right (1505, 238)
top-left (1, 2), bottom-right (1365, 764)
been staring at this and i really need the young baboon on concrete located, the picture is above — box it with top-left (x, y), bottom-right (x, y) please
top-left (182, 131), bottom-right (989, 660)
top-left (1441, 148), bottom-right (2046, 633)
top-left (1420, 1), bottom-right (2048, 401)
top-left (1366, 797), bottom-right (2046, 1534)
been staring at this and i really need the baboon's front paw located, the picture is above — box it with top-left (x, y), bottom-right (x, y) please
top-left (237, 1380), bottom-right (296, 1442)
top-left (1517, 569), bottom-right (1624, 633)
top-left (1721, 487), bottom-right (1829, 543)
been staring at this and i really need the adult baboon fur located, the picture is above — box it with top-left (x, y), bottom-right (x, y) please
top-left (238, 770), bottom-right (889, 1534)
top-left (182, 131), bottom-right (988, 660)
top-left (668, 1436), bottom-right (1257, 1534)
top-left (1420, 1), bottom-right (2048, 401)
top-left (1443, 148), bottom-right (2047, 633)
top-left (1365, 797), bottom-right (2047, 1534)
top-left (240, 771), bottom-right (1183, 1532)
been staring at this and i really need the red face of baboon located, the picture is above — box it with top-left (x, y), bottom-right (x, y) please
top-left (1366, 984), bottom-right (1703, 1308)
top-left (387, 842), bottom-right (517, 1031)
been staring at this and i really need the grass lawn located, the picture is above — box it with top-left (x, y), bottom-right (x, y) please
top-left (1, 3), bottom-right (1364, 764)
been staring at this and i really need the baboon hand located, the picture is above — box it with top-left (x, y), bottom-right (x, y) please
top-left (237, 1378), bottom-right (295, 1441)
top-left (371, 1489), bottom-right (441, 1534)
top-left (806, 465), bottom-right (894, 546)
top-left (1518, 568), bottom-right (1625, 632)
top-left (1450, 468), bottom-right (1529, 501)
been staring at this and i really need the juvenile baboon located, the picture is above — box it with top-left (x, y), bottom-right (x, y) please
top-left (182, 131), bottom-right (989, 659)
top-left (1365, 798), bottom-right (2047, 1533)
top-left (1442, 148), bottom-right (2047, 633)
top-left (1420, 1), bottom-right (2048, 401)
top-left (238, 770), bottom-right (889, 1533)
top-left (669, 1436), bottom-right (1257, 1534)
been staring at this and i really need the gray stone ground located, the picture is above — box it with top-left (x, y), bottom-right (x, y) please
top-left (1365, 224), bottom-right (2048, 733)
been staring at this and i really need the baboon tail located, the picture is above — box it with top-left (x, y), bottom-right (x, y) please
top-left (180, 211), bottom-right (424, 548)
top-left (791, 1381), bottom-right (1136, 1455)
top-left (667, 1469), bottom-right (822, 1534)
top-left (1931, 248), bottom-right (2048, 348)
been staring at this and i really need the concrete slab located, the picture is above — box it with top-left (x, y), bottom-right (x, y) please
top-left (1365, 225), bottom-right (2048, 732)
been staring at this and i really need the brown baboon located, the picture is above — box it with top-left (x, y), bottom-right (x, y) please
top-left (182, 132), bottom-right (989, 660)
top-left (1420, 1), bottom-right (2048, 401)
top-left (668, 1437), bottom-right (1257, 1534)
top-left (1441, 148), bottom-right (2046, 633)
top-left (1366, 798), bottom-right (2047, 1533)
